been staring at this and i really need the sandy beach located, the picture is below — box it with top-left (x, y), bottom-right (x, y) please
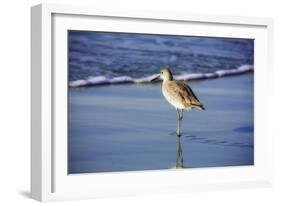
top-left (68, 73), bottom-right (254, 174)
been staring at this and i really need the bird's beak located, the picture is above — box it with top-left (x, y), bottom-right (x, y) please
top-left (151, 74), bottom-right (160, 82)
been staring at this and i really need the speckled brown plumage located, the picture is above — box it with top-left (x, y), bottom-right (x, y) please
top-left (162, 80), bottom-right (205, 110)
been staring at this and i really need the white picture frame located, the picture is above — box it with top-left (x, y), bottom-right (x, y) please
top-left (31, 3), bottom-right (274, 202)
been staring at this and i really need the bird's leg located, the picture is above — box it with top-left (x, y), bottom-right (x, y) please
top-left (176, 109), bottom-right (180, 136)
top-left (176, 109), bottom-right (183, 136)
top-left (180, 109), bottom-right (183, 121)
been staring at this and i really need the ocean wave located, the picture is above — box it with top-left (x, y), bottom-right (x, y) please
top-left (69, 64), bottom-right (253, 88)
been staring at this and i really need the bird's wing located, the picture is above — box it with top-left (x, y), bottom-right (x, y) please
top-left (172, 81), bottom-right (204, 109)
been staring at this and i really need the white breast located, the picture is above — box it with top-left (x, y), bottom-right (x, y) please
top-left (162, 85), bottom-right (186, 109)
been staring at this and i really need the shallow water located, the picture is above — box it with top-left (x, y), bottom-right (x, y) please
top-left (68, 31), bottom-right (254, 82)
top-left (68, 74), bottom-right (253, 174)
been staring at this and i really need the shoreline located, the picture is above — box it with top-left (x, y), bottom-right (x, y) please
top-left (69, 65), bottom-right (253, 88)
top-left (68, 73), bottom-right (254, 173)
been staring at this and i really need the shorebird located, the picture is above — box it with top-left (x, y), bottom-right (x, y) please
top-left (151, 68), bottom-right (205, 136)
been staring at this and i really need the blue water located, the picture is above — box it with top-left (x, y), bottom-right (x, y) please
top-left (67, 31), bottom-right (254, 174)
top-left (68, 31), bottom-right (254, 83)
top-left (68, 74), bottom-right (254, 173)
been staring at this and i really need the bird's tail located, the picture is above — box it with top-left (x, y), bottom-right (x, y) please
top-left (198, 104), bottom-right (205, 110)
top-left (190, 103), bottom-right (205, 110)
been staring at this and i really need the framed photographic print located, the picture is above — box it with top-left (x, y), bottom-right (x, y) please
top-left (31, 3), bottom-right (274, 201)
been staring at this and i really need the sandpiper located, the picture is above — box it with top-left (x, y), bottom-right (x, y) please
top-left (151, 68), bottom-right (205, 136)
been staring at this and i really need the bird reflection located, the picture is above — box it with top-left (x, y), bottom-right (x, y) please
top-left (171, 118), bottom-right (191, 169)
top-left (175, 134), bottom-right (184, 168)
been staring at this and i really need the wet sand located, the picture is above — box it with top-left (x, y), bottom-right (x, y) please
top-left (68, 73), bottom-right (254, 174)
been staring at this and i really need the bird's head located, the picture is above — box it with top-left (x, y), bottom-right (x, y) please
top-left (151, 68), bottom-right (173, 82)
top-left (160, 68), bottom-right (173, 81)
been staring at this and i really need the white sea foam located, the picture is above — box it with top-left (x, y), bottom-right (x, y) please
top-left (134, 74), bottom-right (159, 83)
top-left (109, 76), bottom-right (133, 84)
top-left (69, 64), bottom-right (253, 87)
